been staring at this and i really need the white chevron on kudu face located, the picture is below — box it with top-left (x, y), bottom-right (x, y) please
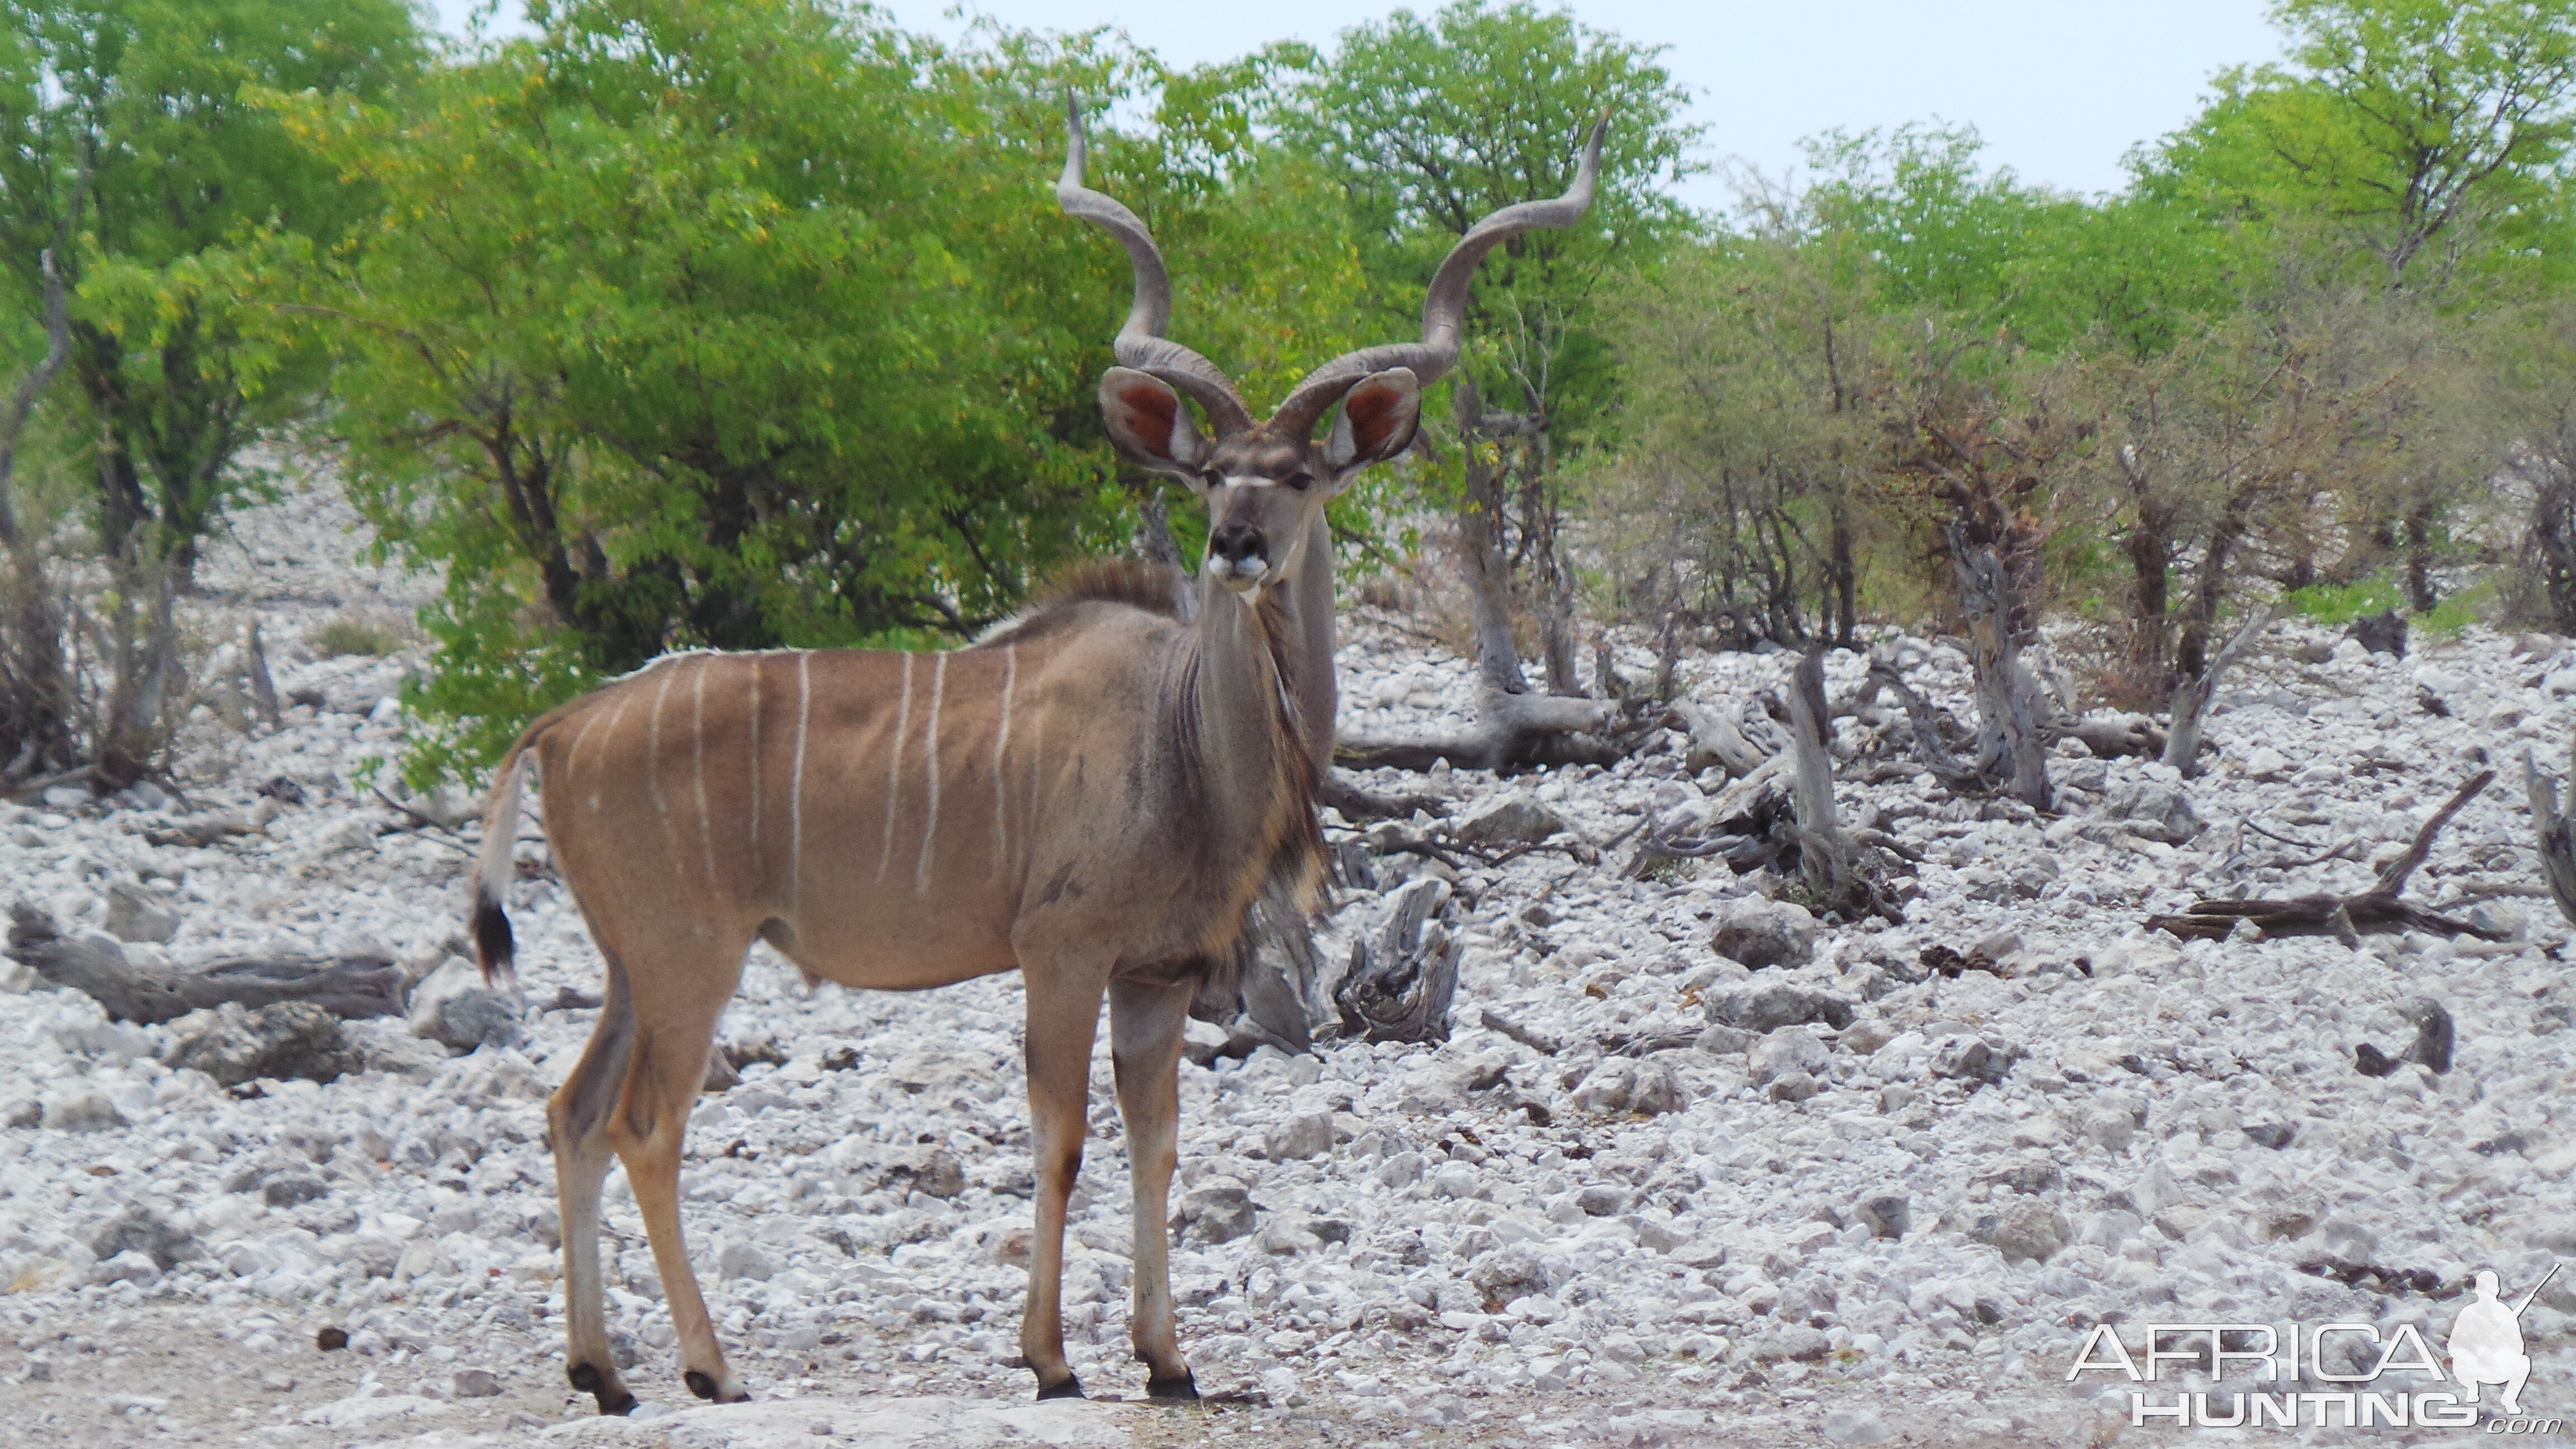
top-left (462, 94), bottom-right (1607, 1418)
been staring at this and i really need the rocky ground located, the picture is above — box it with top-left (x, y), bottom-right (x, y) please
top-left (3, 475), bottom-right (2575, 1447)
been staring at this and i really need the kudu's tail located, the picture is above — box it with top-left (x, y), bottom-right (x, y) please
top-left (472, 741), bottom-right (535, 984)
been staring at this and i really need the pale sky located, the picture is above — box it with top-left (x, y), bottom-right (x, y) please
top-left (427, 1), bottom-right (2291, 209)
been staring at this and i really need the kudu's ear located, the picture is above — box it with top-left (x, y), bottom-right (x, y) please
top-left (1098, 367), bottom-right (1208, 480)
top-left (1320, 368), bottom-right (1421, 475)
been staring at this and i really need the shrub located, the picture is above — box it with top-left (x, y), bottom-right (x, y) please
top-left (311, 617), bottom-right (400, 659)
top-left (2285, 573), bottom-right (2405, 627)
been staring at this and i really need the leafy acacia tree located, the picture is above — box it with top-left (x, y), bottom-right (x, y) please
top-left (278, 0), bottom-right (1370, 784)
top-left (0, 0), bottom-right (420, 573)
top-left (1598, 214), bottom-right (1887, 649)
top-left (2134, 0), bottom-right (2576, 608)
top-left (0, 0), bottom-right (420, 787)
top-left (2148, 0), bottom-right (2576, 289)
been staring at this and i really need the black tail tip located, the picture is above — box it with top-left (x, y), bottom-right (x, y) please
top-left (472, 893), bottom-right (515, 984)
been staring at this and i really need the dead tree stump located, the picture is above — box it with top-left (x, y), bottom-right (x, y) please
top-left (2163, 606), bottom-right (2275, 778)
top-left (1334, 877), bottom-right (1460, 1044)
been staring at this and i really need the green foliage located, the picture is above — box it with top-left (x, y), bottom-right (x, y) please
top-left (2286, 571), bottom-right (2404, 625)
top-left (273, 0), bottom-right (1374, 784)
top-left (2139, 0), bottom-right (2576, 290)
top-left (0, 0), bottom-right (423, 570)
top-left (2416, 580), bottom-right (2493, 639)
top-left (1799, 124), bottom-right (2078, 329)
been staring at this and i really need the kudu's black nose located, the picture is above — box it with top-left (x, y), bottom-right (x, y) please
top-left (1209, 520), bottom-right (1265, 566)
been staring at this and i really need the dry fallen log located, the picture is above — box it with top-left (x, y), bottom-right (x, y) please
top-left (1669, 698), bottom-right (1770, 779)
top-left (2355, 997), bottom-right (2452, 1077)
top-left (2064, 711), bottom-right (2165, 760)
top-left (1317, 770), bottom-right (1446, 822)
top-left (2145, 771), bottom-right (2507, 943)
top-left (6, 902), bottom-right (407, 1025)
top-left (1334, 689), bottom-right (1627, 774)
top-left (141, 811), bottom-right (266, 849)
top-left (1864, 662), bottom-right (1990, 795)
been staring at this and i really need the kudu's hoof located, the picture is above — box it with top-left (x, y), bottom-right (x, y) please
top-left (1146, 1372), bottom-right (1201, 1402)
top-left (568, 1362), bottom-right (635, 1416)
top-left (1035, 1372), bottom-right (1086, 1401)
top-left (683, 1369), bottom-right (749, 1403)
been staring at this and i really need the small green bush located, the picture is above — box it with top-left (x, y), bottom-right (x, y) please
top-left (312, 617), bottom-right (400, 659)
top-left (2285, 573), bottom-right (2403, 627)
top-left (2415, 580), bottom-right (2494, 641)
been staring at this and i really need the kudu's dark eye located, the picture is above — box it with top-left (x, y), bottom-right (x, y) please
top-left (1284, 472), bottom-right (1315, 491)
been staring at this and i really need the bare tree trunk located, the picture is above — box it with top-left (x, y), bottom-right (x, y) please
top-left (94, 557), bottom-right (181, 791)
top-left (1519, 429), bottom-right (1583, 697)
top-left (1826, 489), bottom-right (1858, 650)
top-left (1786, 650), bottom-right (1847, 901)
top-left (1131, 486), bottom-right (1197, 620)
top-left (2531, 455), bottom-right (2576, 632)
top-left (1455, 379), bottom-right (1531, 695)
top-left (2402, 495), bottom-right (2437, 613)
top-left (1670, 698), bottom-right (1769, 779)
top-left (1337, 382), bottom-right (1620, 773)
top-left (1947, 523), bottom-right (2050, 809)
top-left (2531, 740), bottom-right (2576, 931)
top-left (244, 619), bottom-right (280, 728)
top-left (2162, 606), bottom-right (2275, 779)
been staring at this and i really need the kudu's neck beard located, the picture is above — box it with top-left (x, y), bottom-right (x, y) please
top-left (1179, 567), bottom-right (1322, 893)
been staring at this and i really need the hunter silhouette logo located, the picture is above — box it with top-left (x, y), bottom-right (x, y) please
top-left (2450, 1265), bottom-right (2556, 1415)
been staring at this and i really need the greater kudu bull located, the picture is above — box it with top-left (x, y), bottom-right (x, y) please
top-left (468, 98), bottom-right (1606, 1413)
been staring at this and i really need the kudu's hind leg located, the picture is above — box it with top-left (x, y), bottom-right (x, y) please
top-left (1018, 964), bottom-right (1109, 1400)
top-left (607, 964), bottom-right (751, 1405)
top-left (551, 956), bottom-right (638, 1414)
top-left (1109, 977), bottom-right (1197, 1399)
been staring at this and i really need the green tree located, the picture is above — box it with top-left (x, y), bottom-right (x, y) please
top-left (0, 0), bottom-right (422, 573)
top-left (2144, 0), bottom-right (2576, 288)
top-left (277, 0), bottom-right (1369, 784)
top-left (0, 0), bottom-right (419, 787)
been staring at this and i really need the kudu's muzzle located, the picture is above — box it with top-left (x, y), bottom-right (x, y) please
top-left (1206, 518), bottom-right (1269, 590)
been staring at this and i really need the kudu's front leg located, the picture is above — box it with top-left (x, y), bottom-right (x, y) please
top-left (1019, 968), bottom-right (1107, 1399)
top-left (1109, 977), bottom-right (1197, 1399)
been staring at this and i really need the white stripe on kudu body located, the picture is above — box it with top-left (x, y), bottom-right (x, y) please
top-left (563, 704), bottom-right (608, 813)
top-left (690, 659), bottom-right (716, 883)
top-left (790, 651), bottom-right (812, 910)
top-left (878, 654), bottom-right (913, 886)
top-left (992, 643), bottom-right (1016, 862)
top-left (916, 652), bottom-right (946, 895)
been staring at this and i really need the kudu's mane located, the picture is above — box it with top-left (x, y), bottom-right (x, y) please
top-left (971, 558), bottom-right (1183, 646)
